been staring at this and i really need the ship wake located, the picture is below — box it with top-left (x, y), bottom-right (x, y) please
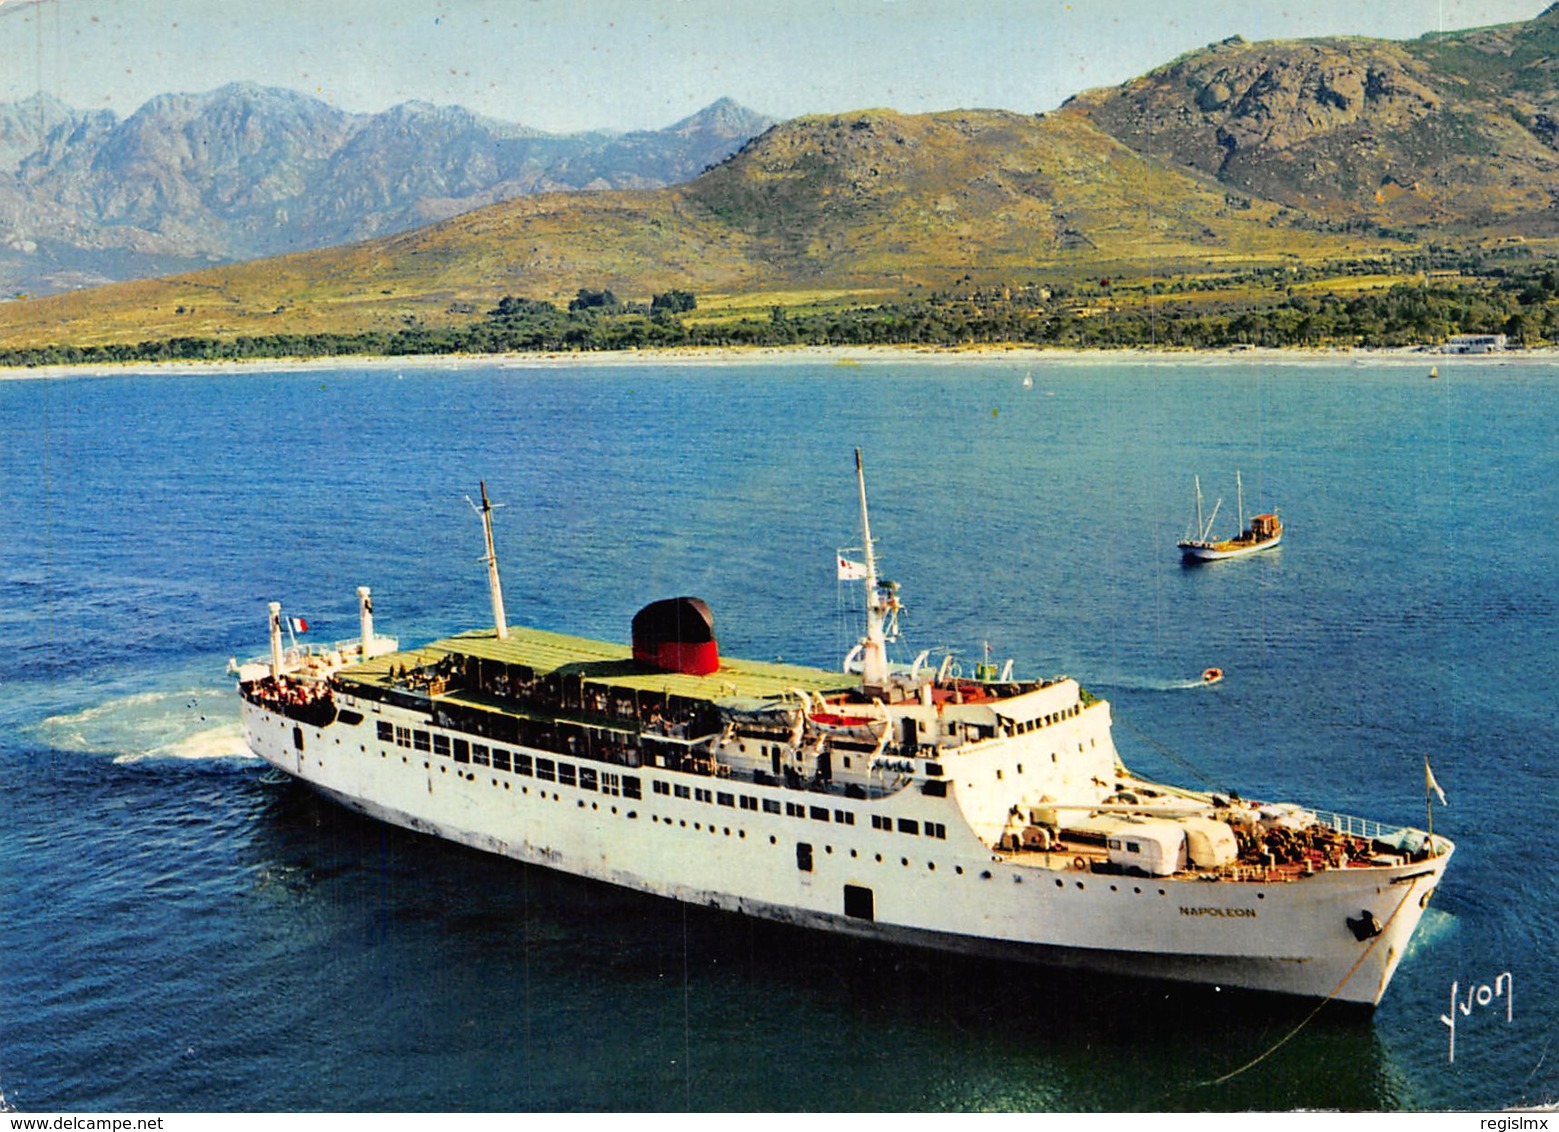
top-left (32, 687), bottom-right (253, 764)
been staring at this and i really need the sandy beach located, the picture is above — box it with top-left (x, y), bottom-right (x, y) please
top-left (2, 342), bottom-right (1551, 381)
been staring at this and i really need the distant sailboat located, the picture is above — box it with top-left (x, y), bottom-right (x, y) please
top-left (1177, 471), bottom-right (1282, 562)
top-left (1022, 372), bottom-right (1034, 389)
top-left (1429, 365), bottom-right (1439, 379)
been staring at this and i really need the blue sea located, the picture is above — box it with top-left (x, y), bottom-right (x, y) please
top-left (0, 355), bottom-right (1554, 1113)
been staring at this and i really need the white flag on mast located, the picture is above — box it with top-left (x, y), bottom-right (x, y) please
top-left (1425, 758), bottom-right (1448, 806)
top-left (836, 554), bottom-right (868, 581)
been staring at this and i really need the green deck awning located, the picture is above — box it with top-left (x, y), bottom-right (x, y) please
top-left (337, 624), bottom-right (856, 705)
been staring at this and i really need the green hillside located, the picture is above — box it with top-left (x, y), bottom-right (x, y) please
top-left (3, 9), bottom-right (1558, 353)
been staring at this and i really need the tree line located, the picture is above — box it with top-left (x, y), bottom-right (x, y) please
top-left (3, 272), bottom-right (1557, 367)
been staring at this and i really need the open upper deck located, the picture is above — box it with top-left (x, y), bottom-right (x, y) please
top-left (333, 624), bottom-right (858, 708)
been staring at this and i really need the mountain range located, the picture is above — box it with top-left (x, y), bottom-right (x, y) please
top-left (0, 85), bottom-right (774, 296)
top-left (3, 6), bottom-right (1558, 349)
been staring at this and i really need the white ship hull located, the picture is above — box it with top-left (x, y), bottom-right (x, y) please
top-left (1178, 532), bottom-right (1282, 561)
top-left (239, 463), bottom-right (1445, 1007)
top-left (242, 688), bottom-right (1447, 1005)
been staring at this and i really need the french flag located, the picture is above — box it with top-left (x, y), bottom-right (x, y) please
top-left (289, 616), bottom-right (309, 634)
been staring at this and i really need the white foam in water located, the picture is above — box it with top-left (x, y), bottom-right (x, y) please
top-left (33, 686), bottom-right (256, 763)
top-left (1094, 673), bottom-right (1220, 692)
top-left (1401, 906), bottom-right (1458, 960)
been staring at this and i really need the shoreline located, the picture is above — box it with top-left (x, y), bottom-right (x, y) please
top-left (1, 342), bottom-right (1550, 381)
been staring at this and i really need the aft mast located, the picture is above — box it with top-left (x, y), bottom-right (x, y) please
top-left (855, 449), bottom-right (890, 691)
top-left (477, 481), bottom-right (509, 640)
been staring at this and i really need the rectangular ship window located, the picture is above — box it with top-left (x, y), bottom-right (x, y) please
top-left (717, 792), bottom-right (735, 808)
top-left (786, 802), bottom-right (805, 818)
top-left (513, 752), bottom-right (533, 776)
top-left (432, 735), bottom-right (450, 757)
top-left (872, 814), bottom-right (891, 831)
top-left (536, 758), bottom-right (556, 782)
top-left (377, 721), bottom-right (394, 742)
top-left (395, 726), bottom-right (411, 748)
top-left (809, 806), bottom-right (830, 822)
top-left (653, 781), bottom-right (670, 796)
top-left (491, 748), bottom-right (511, 772)
top-left (762, 799), bottom-right (781, 815)
top-left (739, 796), bottom-right (758, 811)
top-left (925, 822), bottom-right (946, 839)
top-left (834, 810), bottom-right (855, 825)
top-left (558, 763), bottom-right (577, 787)
top-left (674, 784), bottom-right (691, 799)
top-left (694, 788), bottom-right (712, 804)
top-left (897, 818), bottom-right (920, 835)
top-left (579, 767), bottom-right (597, 791)
top-left (472, 744), bottom-right (490, 766)
top-left (600, 772), bottom-right (619, 796)
top-left (622, 777), bottom-right (641, 800)
top-left (413, 730), bottom-right (431, 752)
top-left (453, 738), bottom-right (469, 762)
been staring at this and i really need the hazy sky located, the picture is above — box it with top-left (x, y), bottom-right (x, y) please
top-left (0, 0), bottom-right (1545, 132)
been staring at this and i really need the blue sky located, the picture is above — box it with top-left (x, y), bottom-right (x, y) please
top-left (0, 0), bottom-right (1545, 132)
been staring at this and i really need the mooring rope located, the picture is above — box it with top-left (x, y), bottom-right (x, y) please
top-left (1196, 875), bottom-right (1423, 1089)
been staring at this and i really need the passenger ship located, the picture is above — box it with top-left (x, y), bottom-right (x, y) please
top-left (238, 457), bottom-right (1450, 1006)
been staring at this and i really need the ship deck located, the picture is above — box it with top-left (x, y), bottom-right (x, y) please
top-left (334, 624), bottom-right (858, 706)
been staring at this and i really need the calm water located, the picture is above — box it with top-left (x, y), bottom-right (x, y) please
top-left (1, 357), bottom-right (1554, 1112)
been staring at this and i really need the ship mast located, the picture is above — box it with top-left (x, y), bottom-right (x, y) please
top-left (357, 586), bottom-right (375, 657)
top-left (855, 449), bottom-right (889, 690)
top-left (1236, 469), bottom-right (1245, 533)
top-left (268, 601), bottom-right (284, 679)
top-left (477, 481), bottom-right (508, 640)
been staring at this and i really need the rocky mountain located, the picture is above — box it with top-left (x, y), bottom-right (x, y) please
top-left (6, 8), bottom-right (1559, 351)
top-left (0, 84), bottom-right (774, 295)
top-left (1061, 4), bottom-right (1559, 234)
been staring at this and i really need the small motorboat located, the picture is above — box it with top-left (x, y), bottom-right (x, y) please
top-left (1201, 667), bottom-right (1224, 685)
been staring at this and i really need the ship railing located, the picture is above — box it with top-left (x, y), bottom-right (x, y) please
top-left (1311, 809), bottom-right (1414, 844)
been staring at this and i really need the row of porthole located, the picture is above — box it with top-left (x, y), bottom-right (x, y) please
top-left (651, 815), bottom-right (748, 838)
top-left (325, 748), bottom-right (1210, 894)
top-left (425, 758), bottom-right (648, 818)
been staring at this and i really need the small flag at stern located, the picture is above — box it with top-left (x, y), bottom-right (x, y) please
top-left (289, 616), bottom-right (309, 634)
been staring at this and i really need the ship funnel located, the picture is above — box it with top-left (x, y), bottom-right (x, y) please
top-left (268, 602), bottom-right (284, 679)
top-left (632, 597), bottom-right (719, 675)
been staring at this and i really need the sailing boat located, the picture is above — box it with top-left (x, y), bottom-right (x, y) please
top-left (1177, 471), bottom-right (1282, 562)
top-left (1429, 365), bottom-right (1440, 380)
